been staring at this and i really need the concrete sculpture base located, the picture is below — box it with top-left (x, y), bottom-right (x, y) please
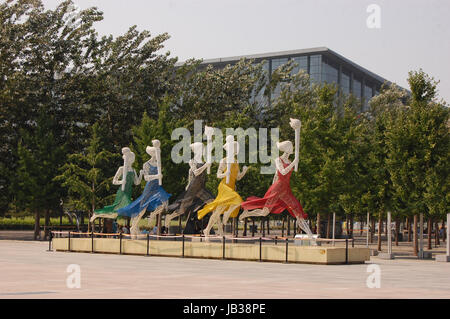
top-left (52, 238), bottom-right (370, 265)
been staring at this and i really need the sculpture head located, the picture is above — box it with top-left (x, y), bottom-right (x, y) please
top-left (146, 139), bottom-right (161, 160)
top-left (121, 147), bottom-right (135, 167)
top-left (146, 146), bottom-right (157, 158)
top-left (190, 142), bottom-right (204, 161)
top-left (223, 135), bottom-right (239, 156)
top-left (276, 141), bottom-right (293, 155)
top-left (204, 125), bottom-right (214, 138)
top-left (152, 139), bottom-right (161, 149)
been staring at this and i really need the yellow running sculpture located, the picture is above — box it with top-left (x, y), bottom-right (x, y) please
top-left (198, 135), bottom-right (248, 237)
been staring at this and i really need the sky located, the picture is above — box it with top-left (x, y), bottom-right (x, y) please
top-left (42, 0), bottom-right (450, 103)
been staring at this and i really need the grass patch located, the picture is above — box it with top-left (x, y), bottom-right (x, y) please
top-left (0, 216), bottom-right (72, 230)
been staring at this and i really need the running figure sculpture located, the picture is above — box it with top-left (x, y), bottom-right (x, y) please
top-left (197, 135), bottom-right (248, 238)
top-left (239, 119), bottom-right (313, 238)
top-left (164, 142), bottom-right (214, 234)
top-left (91, 147), bottom-right (142, 223)
top-left (117, 140), bottom-right (171, 237)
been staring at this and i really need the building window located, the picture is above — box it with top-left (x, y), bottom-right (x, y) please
top-left (341, 70), bottom-right (351, 95)
top-left (353, 77), bottom-right (362, 99)
top-left (251, 61), bottom-right (269, 106)
top-left (364, 83), bottom-right (373, 111)
top-left (271, 58), bottom-right (288, 73)
top-left (322, 58), bottom-right (338, 84)
top-left (262, 60), bottom-right (270, 73)
top-left (270, 58), bottom-right (288, 100)
top-left (309, 55), bottom-right (321, 82)
top-left (291, 56), bottom-right (308, 75)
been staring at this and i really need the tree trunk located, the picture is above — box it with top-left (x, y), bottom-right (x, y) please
top-left (427, 218), bottom-right (432, 250)
top-left (326, 213), bottom-right (331, 239)
top-left (370, 217), bottom-right (375, 244)
top-left (34, 210), bottom-right (40, 240)
top-left (377, 214), bottom-right (382, 251)
top-left (435, 221), bottom-right (440, 246)
top-left (243, 218), bottom-right (247, 236)
top-left (406, 217), bottom-right (411, 242)
top-left (345, 215), bottom-right (349, 236)
top-left (261, 217), bottom-right (266, 237)
top-left (413, 214), bottom-right (418, 256)
top-left (350, 215), bottom-right (354, 237)
top-left (443, 219), bottom-right (446, 243)
top-left (87, 212), bottom-right (91, 233)
top-left (287, 217), bottom-right (291, 236)
top-left (236, 218), bottom-right (239, 237)
top-left (395, 217), bottom-right (399, 246)
top-left (44, 210), bottom-right (50, 240)
top-left (252, 218), bottom-right (255, 237)
top-left (157, 213), bottom-right (161, 237)
top-left (316, 213), bottom-right (321, 236)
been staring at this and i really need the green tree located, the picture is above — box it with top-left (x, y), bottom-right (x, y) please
top-left (385, 70), bottom-right (448, 254)
top-left (1, 0), bottom-right (103, 217)
top-left (54, 123), bottom-right (119, 228)
top-left (16, 115), bottom-right (65, 239)
top-left (360, 84), bottom-right (408, 250)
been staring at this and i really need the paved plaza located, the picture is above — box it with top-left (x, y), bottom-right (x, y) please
top-left (0, 240), bottom-right (449, 299)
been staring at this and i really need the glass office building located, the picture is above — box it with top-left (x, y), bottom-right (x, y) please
top-left (192, 47), bottom-right (395, 111)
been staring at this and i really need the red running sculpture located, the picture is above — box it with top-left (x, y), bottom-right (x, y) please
top-left (239, 119), bottom-right (313, 237)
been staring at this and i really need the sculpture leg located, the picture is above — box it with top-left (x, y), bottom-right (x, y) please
top-left (164, 198), bottom-right (193, 231)
top-left (222, 205), bottom-right (240, 227)
top-left (130, 208), bottom-right (147, 239)
top-left (276, 194), bottom-right (314, 241)
top-left (164, 210), bottom-right (183, 233)
top-left (147, 202), bottom-right (168, 230)
top-left (147, 212), bottom-right (157, 228)
top-left (239, 207), bottom-right (270, 220)
top-left (216, 211), bottom-right (225, 237)
top-left (296, 216), bottom-right (315, 243)
top-left (203, 206), bottom-right (226, 238)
